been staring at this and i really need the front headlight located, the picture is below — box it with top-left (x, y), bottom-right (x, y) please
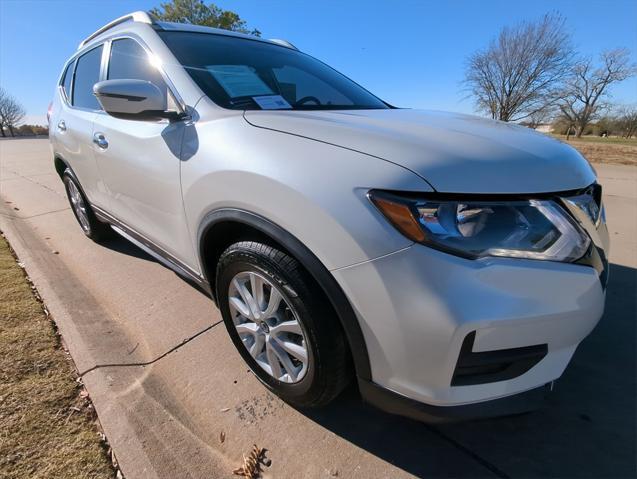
top-left (369, 191), bottom-right (590, 262)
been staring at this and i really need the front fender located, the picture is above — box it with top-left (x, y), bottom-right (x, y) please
top-left (181, 117), bottom-right (432, 271)
top-left (197, 207), bottom-right (374, 380)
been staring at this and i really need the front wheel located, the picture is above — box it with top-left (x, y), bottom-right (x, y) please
top-left (216, 241), bottom-right (351, 407)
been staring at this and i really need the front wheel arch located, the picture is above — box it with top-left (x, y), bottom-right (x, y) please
top-left (198, 208), bottom-right (372, 382)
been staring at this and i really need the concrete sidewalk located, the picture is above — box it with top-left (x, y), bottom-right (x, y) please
top-left (1, 139), bottom-right (635, 478)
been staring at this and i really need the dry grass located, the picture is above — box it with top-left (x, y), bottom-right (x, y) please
top-left (0, 235), bottom-right (115, 478)
top-left (552, 135), bottom-right (637, 166)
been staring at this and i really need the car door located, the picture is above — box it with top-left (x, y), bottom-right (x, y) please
top-left (53, 45), bottom-right (109, 209)
top-left (93, 37), bottom-right (198, 271)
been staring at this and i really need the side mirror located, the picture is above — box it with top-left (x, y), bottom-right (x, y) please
top-left (93, 79), bottom-right (177, 121)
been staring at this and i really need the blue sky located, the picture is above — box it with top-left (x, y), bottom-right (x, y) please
top-left (1, 0), bottom-right (636, 125)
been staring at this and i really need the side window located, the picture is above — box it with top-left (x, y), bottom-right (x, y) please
top-left (61, 60), bottom-right (75, 102)
top-left (73, 46), bottom-right (103, 110)
top-left (108, 38), bottom-right (168, 101)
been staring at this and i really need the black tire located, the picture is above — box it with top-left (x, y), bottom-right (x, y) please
top-left (62, 169), bottom-right (113, 242)
top-left (216, 241), bottom-right (351, 407)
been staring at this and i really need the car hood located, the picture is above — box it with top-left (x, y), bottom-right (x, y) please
top-left (243, 109), bottom-right (596, 194)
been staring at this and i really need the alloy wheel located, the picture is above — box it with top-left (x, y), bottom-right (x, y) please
top-left (67, 180), bottom-right (90, 233)
top-left (228, 271), bottom-right (309, 383)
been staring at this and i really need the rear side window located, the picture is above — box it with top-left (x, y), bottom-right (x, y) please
top-left (108, 38), bottom-right (167, 101)
top-left (73, 46), bottom-right (103, 110)
top-left (61, 60), bottom-right (75, 102)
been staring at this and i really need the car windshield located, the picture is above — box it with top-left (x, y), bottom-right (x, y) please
top-left (158, 31), bottom-right (389, 111)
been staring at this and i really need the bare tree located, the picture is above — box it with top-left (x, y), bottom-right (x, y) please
top-left (0, 88), bottom-right (7, 137)
top-left (464, 13), bottom-right (574, 122)
top-left (558, 49), bottom-right (636, 137)
top-left (0, 88), bottom-right (26, 137)
top-left (615, 105), bottom-right (637, 138)
top-left (526, 106), bottom-right (553, 129)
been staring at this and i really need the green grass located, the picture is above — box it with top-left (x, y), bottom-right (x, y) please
top-left (0, 234), bottom-right (115, 479)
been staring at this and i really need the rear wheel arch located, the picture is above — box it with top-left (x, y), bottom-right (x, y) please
top-left (54, 155), bottom-right (68, 178)
top-left (198, 208), bottom-right (372, 381)
top-left (62, 169), bottom-right (113, 242)
top-left (54, 157), bottom-right (89, 201)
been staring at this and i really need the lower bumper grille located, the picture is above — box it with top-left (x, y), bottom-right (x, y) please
top-left (452, 332), bottom-right (548, 386)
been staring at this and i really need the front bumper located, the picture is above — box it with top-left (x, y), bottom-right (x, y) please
top-left (359, 378), bottom-right (552, 423)
top-left (333, 241), bottom-right (607, 413)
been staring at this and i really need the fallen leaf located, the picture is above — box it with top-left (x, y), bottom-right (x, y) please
top-left (232, 444), bottom-right (269, 478)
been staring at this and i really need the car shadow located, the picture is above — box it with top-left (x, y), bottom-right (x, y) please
top-left (97, 232), bottom-right (636, 477)
top-left (300, 262), bottom-right (637, 478)
top-left (99, 233), bottom-right (212, 297)
top-left (100, 234), bottom-right (158, 262)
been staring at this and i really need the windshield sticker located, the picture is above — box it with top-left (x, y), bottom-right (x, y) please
top-left (206, 65), bottom-right (273, 98)
top-left (252, 95), bottom-right (292, 110)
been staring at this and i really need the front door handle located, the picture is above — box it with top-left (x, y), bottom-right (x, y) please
top-left (93, 132), bottom-right (108, 149)
top-left (57, 120), bottom-right (66, 132)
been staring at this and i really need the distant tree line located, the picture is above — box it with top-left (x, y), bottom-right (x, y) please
top-left (14, 124), bottom-right (49, 137)
top-left (464, 13), bottom-right (636, 138)
top-left (552, 106), bottom-right (637, 138)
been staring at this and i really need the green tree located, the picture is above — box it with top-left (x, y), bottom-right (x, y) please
top-left (150, 0), bottom-right (260, 36)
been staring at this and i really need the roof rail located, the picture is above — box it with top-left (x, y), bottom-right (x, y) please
top-left (268, 38), bottom-right (298, 50)
top-left (78, 11), bottom-right (154, 49)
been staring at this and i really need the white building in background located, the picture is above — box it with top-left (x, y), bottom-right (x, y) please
top-left (534, 124), bottom-right (552, 133)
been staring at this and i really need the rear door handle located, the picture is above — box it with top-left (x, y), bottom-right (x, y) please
top-left (93, 132), bottom-right (108, 149)
top-left (57, 120), bottom-right (66, 132)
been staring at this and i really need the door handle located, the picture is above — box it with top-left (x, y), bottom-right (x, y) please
top-left (57, 120), bottom-right (66, 132)
top-left (93, 132), bottom-right (108, 149)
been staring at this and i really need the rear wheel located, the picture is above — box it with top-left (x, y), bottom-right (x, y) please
top-left (216, 241), bottom-right (351, 407)
top-left (63, 170), bottom-right (113, 242)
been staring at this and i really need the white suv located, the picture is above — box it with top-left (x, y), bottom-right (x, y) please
top-left (49, 12), bottom-right (609, 422)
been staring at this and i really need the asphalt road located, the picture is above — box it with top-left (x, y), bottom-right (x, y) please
top-left (1, 138), bottom-right (635, 478)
